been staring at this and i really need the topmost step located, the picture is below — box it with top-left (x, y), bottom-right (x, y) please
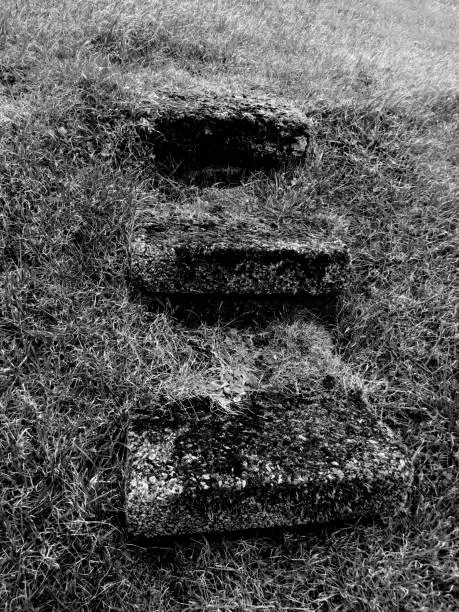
top-left (124, 88), bottom-right (311, 181)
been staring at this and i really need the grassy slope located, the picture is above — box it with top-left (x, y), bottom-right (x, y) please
top-left (0, 0), bottom-right (458, 609)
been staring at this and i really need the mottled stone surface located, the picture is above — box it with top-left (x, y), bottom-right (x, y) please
top-left (123, 88), bottom-right (311, 180)
top-left (130, 216), bottom-right (350, 296)
top-left (126, 387), bottom-right (412, 538)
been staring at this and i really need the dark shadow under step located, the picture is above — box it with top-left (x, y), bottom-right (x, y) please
top-left (132, 294), bottom-right (341, 328)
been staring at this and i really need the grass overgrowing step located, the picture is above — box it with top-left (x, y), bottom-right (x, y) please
top-left (127, 387), bottom-right (412, 538)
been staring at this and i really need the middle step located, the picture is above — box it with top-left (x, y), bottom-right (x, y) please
top-left (130, 200), bottom-right (350, 297)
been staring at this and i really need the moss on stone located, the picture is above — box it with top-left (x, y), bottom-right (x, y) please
top-left (126, 385), bottom-right (413, 538)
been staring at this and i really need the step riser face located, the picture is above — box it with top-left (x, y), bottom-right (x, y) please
top-left (126, 391), bottom-right (412, 538)
top-left (131, 238), bottom-right (350, 296)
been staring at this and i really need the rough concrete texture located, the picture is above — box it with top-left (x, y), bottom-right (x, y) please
top-left (123, 88), bottom-right (311, 179)
top-left (126, 387), bottom-right (413, 538)
top-left (130, 215), bottom-right (350, 296)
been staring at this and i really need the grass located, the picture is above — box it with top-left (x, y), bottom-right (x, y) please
top-left (0, 0), bottom-right (458, 609)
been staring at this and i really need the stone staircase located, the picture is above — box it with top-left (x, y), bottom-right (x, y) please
top-left (125, 89), bottom-right (412, 538)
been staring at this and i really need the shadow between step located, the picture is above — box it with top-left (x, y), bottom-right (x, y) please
top-left (129, 290), bottom-right (342, 328)
top-left (125, 515), bottom-right (384, 551)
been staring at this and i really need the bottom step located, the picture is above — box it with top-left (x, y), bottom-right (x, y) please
top-left (126, 388), bottom-right (412, 538)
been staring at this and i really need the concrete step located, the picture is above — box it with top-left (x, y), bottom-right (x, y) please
top-left (130, 209), bottom-right (350, 297)
top-left (125, 322), bottom-right (412, 538)
top-left (126, 390), bottom-right (412, 538)
top-left (122, 87), bottom-right (311, 181)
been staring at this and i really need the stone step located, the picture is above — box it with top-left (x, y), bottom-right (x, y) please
top-left (125, 322), bottom-right (412, 538)
top-left (122, 88), bottom-right (311, 181)
top-left (126, 390), bottom-right (412, 538)
top-left (130, 212), bottom-right (350, 297)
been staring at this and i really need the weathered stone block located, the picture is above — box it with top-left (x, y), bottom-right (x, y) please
top-left (126, 388), bottom-right (412, 538)
top-left (130, 216), bottom-right (350, 296)
top-left (124, 88), bottom-right (311, 179)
